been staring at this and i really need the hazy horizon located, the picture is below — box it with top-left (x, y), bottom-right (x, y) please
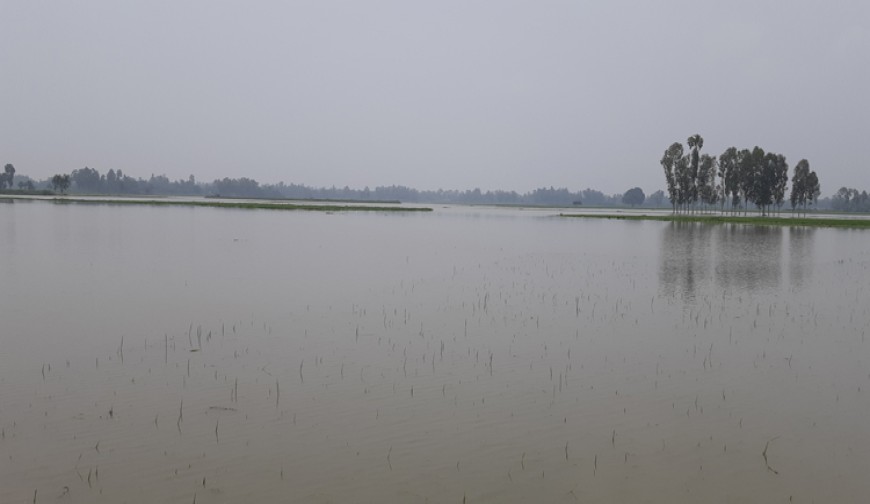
top-left (2, 1), bottom-right (868, 196)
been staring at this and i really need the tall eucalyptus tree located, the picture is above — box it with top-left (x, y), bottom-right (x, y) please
top-left (660, 142), bottom-right (683, 213)
top-left (687, 134), bottom-right (704, 211)
top-left (698, 154), bottom-right (718, 211)
top-left (718, 147), bottom-right (739, 213)
top-left (772, 154), bottom-right (789, 214)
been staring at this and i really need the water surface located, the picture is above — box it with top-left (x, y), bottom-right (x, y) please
top-left (1, 200), bottom-right (868, 503)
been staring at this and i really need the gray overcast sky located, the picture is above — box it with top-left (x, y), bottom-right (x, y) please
top-left (1, 1), bottom-right (868, 195)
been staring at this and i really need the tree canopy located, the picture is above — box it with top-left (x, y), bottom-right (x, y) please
top-left (622, 187), bottom-right (645, 207)
top-left (830, 186), bottom-right (868, 212)
top-left (0, 163), bottom-right (15, 189)
top-left (51, 174), bottom-right (71, 193)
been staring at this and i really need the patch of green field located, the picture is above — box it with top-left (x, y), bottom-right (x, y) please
top-left (19, 196), bottom-right (432, 212)
top-left (205, 195), bottom-right (402, 205)
top-left (0, 189), bottom-right (55, 196)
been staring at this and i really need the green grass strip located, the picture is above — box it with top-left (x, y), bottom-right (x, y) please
top-left (34, 197), bottom-right (432, 212)
top-left (205, 195), bottom-right (402, 204)
top-left (559, 212), bottom-right (870, 229)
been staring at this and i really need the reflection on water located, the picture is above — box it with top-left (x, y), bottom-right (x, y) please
top-left (659, 223), bottom-right (808, 299)
top-left (1, 202), bottom-right (869, 503)
top-left (788, 226), bottom-right (815, 288)
top-left (658, 222), bottom-right (713, 300)
top-left (714, 224), bottom-right (784, 293)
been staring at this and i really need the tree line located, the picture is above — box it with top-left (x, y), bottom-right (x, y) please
top-left (4, 164), bottom-right (638, 206)
top-left (8, 156), bottom-right (866, 213)
top-left (830, 187), bottom-right (870, 212)
top-left (660, 135), bottom-right (820, 215)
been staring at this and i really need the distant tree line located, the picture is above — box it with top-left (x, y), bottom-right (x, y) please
top-left (2, 164), bottom-right (640, 206)
top-left (830, 187), bottom-right (870, 212)
top-left (660, 135), bottom-right (820, 215)
top-left (206, 180), bottom-right (627, 206)
top-left (8, 159), bottom-right (863, 213)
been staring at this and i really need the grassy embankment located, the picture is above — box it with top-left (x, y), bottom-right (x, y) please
top-left (0, 189), bottom-right (55, 196)
top-left (205, 194), bottom-right (402, 205)
top-left (2, 196), bottom-right (431, 212)
top-left (560, 212), bottom-right (870, 229)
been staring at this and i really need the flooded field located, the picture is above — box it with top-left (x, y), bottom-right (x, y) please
top-left (1, 200), bottom-right (869, 503)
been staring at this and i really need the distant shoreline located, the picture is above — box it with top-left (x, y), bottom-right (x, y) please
top-left (559, 212), bottom-right (870, 229)
top-left (1, 196), bottom-right (432, 213)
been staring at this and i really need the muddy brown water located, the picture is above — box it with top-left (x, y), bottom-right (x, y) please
top-left (1, 200), bottom-right (869, 503)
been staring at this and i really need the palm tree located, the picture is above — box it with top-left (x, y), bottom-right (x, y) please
top-left (687, 135), bottom-right (704, 212)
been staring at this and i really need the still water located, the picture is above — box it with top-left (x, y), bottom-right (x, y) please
top-left (1, 200), bottom-right (868, 503)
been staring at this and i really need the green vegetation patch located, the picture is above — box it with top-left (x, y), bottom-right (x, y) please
top-left (0, 189), bottom-right (55, 196)
top-left (206, 195), bottom-right (402, 205)
top-left (560, 212), bottom-right (870, 229)
top-left (45, 197), bottom-right (432, 213)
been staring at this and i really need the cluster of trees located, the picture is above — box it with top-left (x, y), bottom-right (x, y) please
top-left (647, 189), bottom-right (667, 207)
top-left (789, 160), bottom-right (821, 215)
top-left (57, 167), bottom-right (199, 195)
top-left (830, 187), bottom-right (870, 212)
top-left (660, 136), bottom-right (720, 213)
top-left (50, 174), bottom-right (71, 193)
top-left (661, 135), bottom-right (820, 215)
